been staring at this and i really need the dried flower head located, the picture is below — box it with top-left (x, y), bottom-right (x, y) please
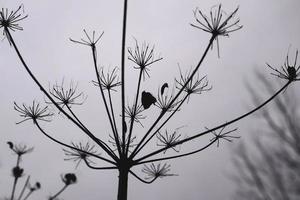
top-left (70, 29), bottom-right (104, 48)
top-left (125, 103), bottom-right (145, 127)
top-left (28, 181), bottom-right (41, 191)
top-left (108, 134), bottom-right (136, 152)
top-left (92, 67), bottom-right (121, 91)
top-left (12, 166), bottom-right (24, 178)
top-left (62, 173), bottom-right (77, 185)
top-left (128, 39), bottom-right (162, 79)
top-left (7, 141), bottom-right (34, 156)
top-left (191, 4), bottom-right (242, 57)
top-left (175, 67), bottom-right (212, 101)
top-left (142, 163), bottom-right (176, 179)
top-left (156, 87), bottom-right (181, 113)
top-left (157, 129), bottom-right (182, 153)
top-left (47, 80), bottom-right (86, 108)
top-left (14, 101), bottom-right (53, 124)
top-left (63, 142), bottom-right (99, 168)
top-left (35, 182), bottom-right (41, 189)
top-left (267, 50), bottom-right (300, 82)
top-left (208, 125), bottom-right (239, 147)
top-left (0, 5), bottom-right (27, 45)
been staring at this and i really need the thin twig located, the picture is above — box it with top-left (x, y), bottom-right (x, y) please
top-left (83, 159), bottom-right (118, 170)
top-left (129, 170), bottom-right (157, 184)
top-left (17, 176), bottom-right (30, 200)
top-left (126, 69), bottom-right (143, 156)
top-left (49, 185), bottom-right (68, 200)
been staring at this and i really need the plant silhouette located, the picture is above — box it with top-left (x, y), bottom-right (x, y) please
top-left (1, 2), bottom-right (299, 200)
top-left (2, 141), bottom-right (77, 200)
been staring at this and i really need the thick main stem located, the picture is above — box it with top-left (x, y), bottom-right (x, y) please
top-left (121, 0), bottom-right (129, 154)
top-left (117, 167), bottom-right (129, 200)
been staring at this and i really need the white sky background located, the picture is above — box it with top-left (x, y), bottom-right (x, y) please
top-left (0, 0), bottom-right (300, 200)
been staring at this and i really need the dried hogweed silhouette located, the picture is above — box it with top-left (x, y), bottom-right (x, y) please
top-left (92, 67), bottom-right (122, 92)
top-left (47, 80), bottom-right (86, 109)
top-left (124, 103), bottom-right (145, 127)
top-left (109, 134), bottom-right (137, 153)
top-left (207, 125), bottom-right (239, 147)
top-left (63, 142), bottom-right (99, 168)
top-left (2, 3), bottom-right (298, 200)
top-left (0, 5), bottom-right (27, 45)
top-left (267, 50), bottom-right (300, 82)
top-left (175, 67), bottom-right (212, 102)
top-left (128, 39), bottom-right (163, 79)
top-left (7, 142), bottom-right (34, 157)
top-left (191, 4), bottom-right (242, 57)
top-left (48, 173), bottom-right (77, 200)
top-left (156, 129), bottom-right (182, 153)
top-left (2, 141), bottom-right (77, 200)
top-left (14, 101), bottom-right (53, 124)
top-left (5, 141), bottom-right (35, 200)
top-left (142, 163), bottom-right (176, 180)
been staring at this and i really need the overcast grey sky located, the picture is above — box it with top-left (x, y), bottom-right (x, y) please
top-left (1, 0), bottom-right (300, 200)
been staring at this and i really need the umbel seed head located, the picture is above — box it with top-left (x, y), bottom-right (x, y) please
top-left (12, 166), bottom-right (24, 178)
top-left (62, 173), bottom-right (77, 185)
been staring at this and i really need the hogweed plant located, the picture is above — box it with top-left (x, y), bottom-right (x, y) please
top-left (6, 141), bottom-right (36, 200)
top-left (1, 2), bottom-right (299, 200)
top-left (3, 142), bottom-right (77, 200)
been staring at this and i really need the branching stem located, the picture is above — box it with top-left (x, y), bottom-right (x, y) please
top-left (135, 81), bottom-right (291, 163)
top-left (66, 104), bottom-right (117, 158)
top-left (35, 121), bottom-right (116, 165)
top-left (126, 69), bottom-right (143, 156)
top-left (131, 35), bottom-right (216, 158)
top-left (6, 28), bottom-right (117, 161)
top-left (135, 138), bottom-right (217, 165)
top-left (129, 170), bottom-right (157, 184)
top-left (84, 159), bottom-right (118, 170)
top-left (91, 46), bottom-right (122, 156)
top-left (132, 93), bottom-right (189, 157)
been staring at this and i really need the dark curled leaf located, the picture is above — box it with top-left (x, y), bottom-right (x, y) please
top-left (141, 91), bottom-right (156, 109)
top-left (161, 83), bottom-right (168, 95)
